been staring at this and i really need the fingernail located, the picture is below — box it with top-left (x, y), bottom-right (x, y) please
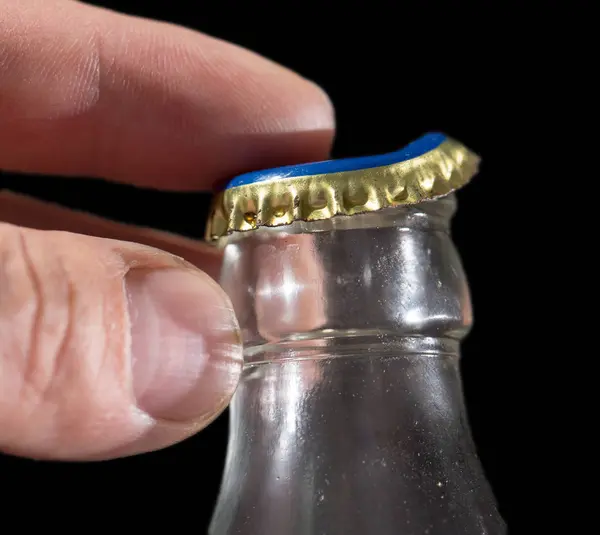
top-left (125, 267), bottom-right (243, 423)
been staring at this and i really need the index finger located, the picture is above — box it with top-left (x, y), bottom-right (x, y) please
top-left (0, 0), bottom-right (335, 190)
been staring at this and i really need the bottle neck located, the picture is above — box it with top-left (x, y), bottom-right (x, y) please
top-left (220, 194), bottom-right (472, 358)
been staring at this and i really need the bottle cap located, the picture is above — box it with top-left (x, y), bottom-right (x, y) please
top-left (206, 132), bottom-right (479, 243)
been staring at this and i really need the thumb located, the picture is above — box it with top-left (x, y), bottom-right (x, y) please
top-left (0, 223), bottom-right (242, 461)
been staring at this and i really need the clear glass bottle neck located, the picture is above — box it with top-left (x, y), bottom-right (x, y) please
top-left (219, 194), bottom-right (471, 361)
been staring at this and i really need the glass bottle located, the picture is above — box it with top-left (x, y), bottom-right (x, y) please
top-left (206, 133), bottom-right (506, 535)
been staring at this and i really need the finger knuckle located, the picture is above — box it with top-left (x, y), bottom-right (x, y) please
top-left (0, 4), bottom-right (101, 122)
top-left (0, 225), bottom-right (126, 446)
top-left (0, 225), bottom-right (73, 400)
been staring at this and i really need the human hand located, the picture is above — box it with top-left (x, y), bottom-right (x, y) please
top-left (0, 0), bottom-right (334, 460)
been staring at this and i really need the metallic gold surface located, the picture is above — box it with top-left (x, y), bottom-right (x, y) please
top-left (206, 138), bottom-right (479, 243)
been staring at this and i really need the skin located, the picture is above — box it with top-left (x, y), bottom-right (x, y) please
top-left (0, 0), bottom-right (335, 460)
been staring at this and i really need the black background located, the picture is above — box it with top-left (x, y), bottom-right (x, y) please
top-left (1, 0), bottom-right (556, 532)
